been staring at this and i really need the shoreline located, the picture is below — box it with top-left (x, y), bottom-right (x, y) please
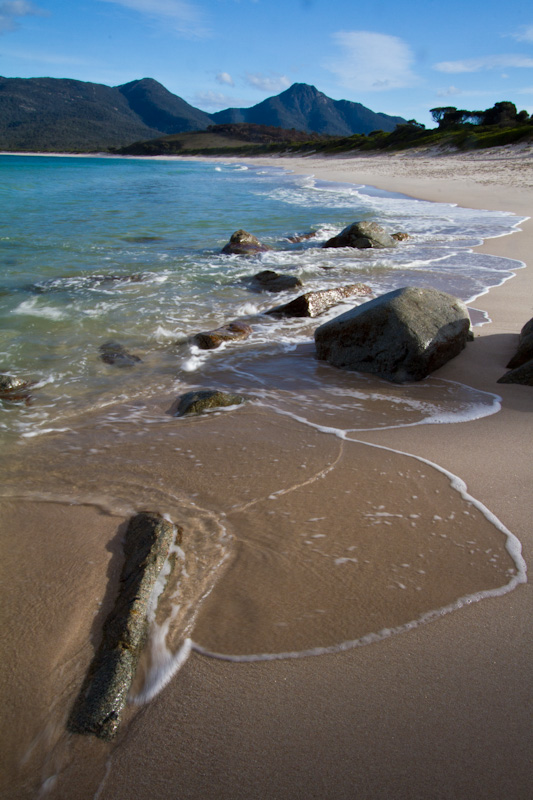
top-left (101, 150), bottom-right (533, 799)
top-left (2, 149), bottom-right (532, 799)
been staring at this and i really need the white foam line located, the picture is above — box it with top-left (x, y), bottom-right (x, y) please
top-left (132, 638), bottom-right (193, 704)
top-left (188, 403), bottom-right (526, 665)
top-left (189, 558), bottom-right (520, 664)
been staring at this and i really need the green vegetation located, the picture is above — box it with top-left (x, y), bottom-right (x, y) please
top-left (116, 102), bottom-right (533, 158)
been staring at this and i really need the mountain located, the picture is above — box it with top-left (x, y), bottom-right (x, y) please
top-left (0, 76), bottom-right (214, 151)
top-left (0, 77), bottom-right (406, 152)
top-left (211, 83), bottom-right (405, 136)
top-left (117, 78), bottom-right (212, 134)
top-left (0, 77), bottom-right (163, 151)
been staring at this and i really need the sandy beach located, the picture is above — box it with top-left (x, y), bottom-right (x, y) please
top-left (1, 146), bottom-right (532, 800)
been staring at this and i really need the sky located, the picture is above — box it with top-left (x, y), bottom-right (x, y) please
top-left (1, 0), bottom-right (532, 127)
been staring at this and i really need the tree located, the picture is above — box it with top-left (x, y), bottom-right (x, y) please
top-left (481, 102), bottom-right (518, 127)
top-left (430, 107), bottom-right (472, 128)
top-left (430, 106), bottom-right (457, 127)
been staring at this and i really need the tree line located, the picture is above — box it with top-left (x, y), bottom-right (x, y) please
top-left (429, 101), bottom-right (530, 129)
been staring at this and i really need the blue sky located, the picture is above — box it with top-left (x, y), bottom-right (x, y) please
top-left (1, 0), bottom-right (532, 126)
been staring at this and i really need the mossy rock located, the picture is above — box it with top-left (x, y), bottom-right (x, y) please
top-left (174, 389), bottom-right (246, 416)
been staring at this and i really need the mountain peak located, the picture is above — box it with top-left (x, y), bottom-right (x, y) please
top-left (211, 82), bottom-right (404, 135)
top-left (0, 75), bottom-right (406, 152)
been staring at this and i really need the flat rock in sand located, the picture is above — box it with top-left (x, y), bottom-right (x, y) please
top-left (68, 512), bottom-right (179, 740)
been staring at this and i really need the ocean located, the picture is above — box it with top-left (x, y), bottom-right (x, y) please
top-left (0, 154), bottom-right (527, 696)
top-left (0, 154), bottom-right (525, 442)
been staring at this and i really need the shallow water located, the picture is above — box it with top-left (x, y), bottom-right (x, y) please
top-left (0, 154), bottom-right (525, 443)
top-left (0, 156), bottom-right (527, 795)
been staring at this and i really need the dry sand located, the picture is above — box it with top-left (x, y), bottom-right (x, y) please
top-left (1, 146), bottom-right (532, 800)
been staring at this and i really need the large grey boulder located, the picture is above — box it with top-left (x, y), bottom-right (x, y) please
top-left (68, 512), bottom-right (179, 740)
top-left (323, 221), bottom-right (397, 250)
top-left (265, 284), bottom-right (372, 318)
top-left (221, 230), bottom-right (271, 255)
top-left (314, 286), bottom-right (473, 383)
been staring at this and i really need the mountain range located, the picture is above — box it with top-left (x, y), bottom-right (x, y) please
top-left (0, 76), bottom-right (406, 152)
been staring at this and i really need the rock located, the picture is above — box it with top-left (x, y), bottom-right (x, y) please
top-left (221, 230), bottom-right (271, 255)
top-left (68, 512), bottom-right (179, 740)
top-left (0, 373), bottom-right (33, 402)
top-left (322, 221), bottom-right (398, 250)
top-left (99, 341), bottom-right (142, 367)
top-left (191, 321), bottom-right (252, 350)
top-left (315, 286), bottom-right (472, 383)
top-left (0, 373), bottom-right (29, 393)
top-left (286, 231), bottom-right (318, 243)
top-left (506, 332), bottom-right (533, 369)
top-left (391, 231), bottom-right (410, 241)
top-left (173, 389), bottom-right (246, 417)
top-left (506, 317), bottom-right (533, 368)
top-left (265, 284), bottom-right (372, 318)
top-left (497, 359), bottom-right (533, 386)
top-left (520, 317), bottom-right (533, 339)
top-left (250, 270), bottom-right (303, 293)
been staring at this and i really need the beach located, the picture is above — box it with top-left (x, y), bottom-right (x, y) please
top-left (1, 146), bottom-right (532, 799)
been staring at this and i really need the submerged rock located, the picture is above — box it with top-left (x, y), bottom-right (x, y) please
top-left (497, 359), bottom-right (533, 386)
top-left (99, 341), bottom-right (142, 367)
top-left (265, 284), bottom-right (372, 319)
top-left (323, 221), bottom-right (398, 250)
top-left (221, 230), bottom-right (271, 256)
top-left (286, 231), bottom-right (318, 243)
top-left (315, 286), bottom-right (472, 383)
top-left (0, 373), bottom-right (29, 393)
top-left (68, 512), bottom-right (179, 740)
top-left (191, 321), bottom-right (252, 350)
top-left (0, 373), bottom-right (33, 402)
top-left (391, 231), bottom-right (410, 242)
top-left (250, 270), bottom-right (303, 293)
top-left (173, 389), bottom-right (245, 417)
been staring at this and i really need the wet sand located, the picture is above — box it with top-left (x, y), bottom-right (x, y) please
top-left (1, 146), bottom-right (532, 799)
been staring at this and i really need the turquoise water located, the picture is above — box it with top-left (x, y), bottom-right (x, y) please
top-left (0, 154), bottom-right (526, 441)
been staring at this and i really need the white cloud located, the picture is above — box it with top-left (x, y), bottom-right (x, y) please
top-left (245, 73), bottom-right (290, 93)
top-left (511, 24), bottom-right (533, 43)
top-left (99, 0), bottom-right (209, 38)
top-left (0, 1), bottom-right (47, 34)
top-left (216, 72), bottom-right (234, 86)
top-left (434, 54), bottom-right (533, 73)
top-left (324, 31), bottom-right (420, 91)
